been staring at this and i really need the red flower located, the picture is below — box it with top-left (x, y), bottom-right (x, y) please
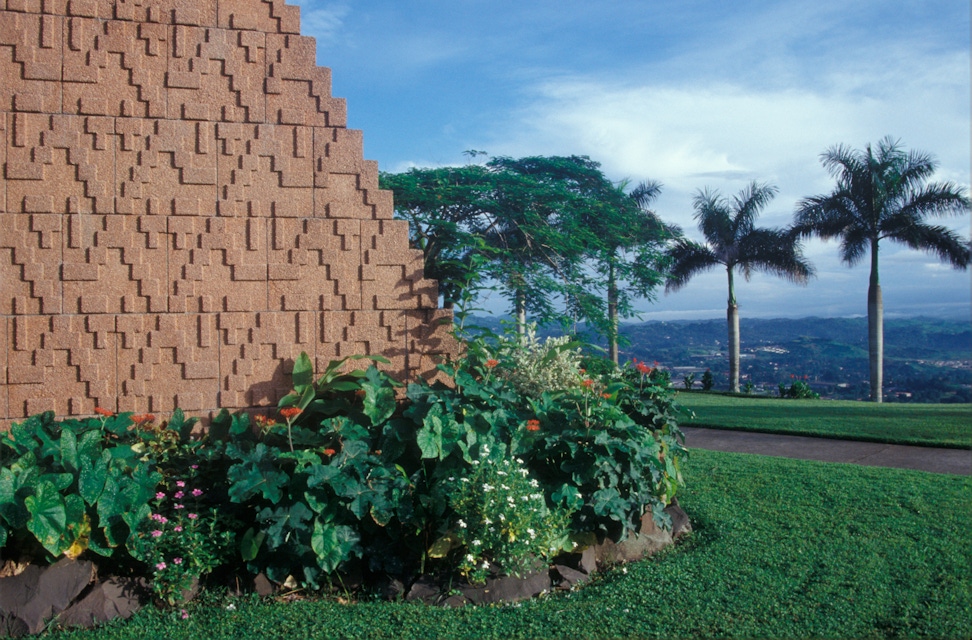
top-left (484, 359), bottom-right (500, 369)
top-left (526, 419), bottom-right (541, 432)
top-left (130, 414), bottom-right (156, 426)
top-left (636, 362), bottom-right (652, 375)
top-left (601, 392), bottom-right (612, 400)
top-left (280, 407), bottom-right (303, 420)
top-left (323, 448), bottom-right (337, 456)
top-left (94, 407), bottom-right (114, 417)
top-left (581, 379), bottom-right (595, 389)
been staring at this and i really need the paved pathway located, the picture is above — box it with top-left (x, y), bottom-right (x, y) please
top-left (681, 426), bottom-right (972, 476)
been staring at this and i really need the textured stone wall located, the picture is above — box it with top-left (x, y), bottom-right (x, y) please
top-left (0, 0), bottom-right (453, 422)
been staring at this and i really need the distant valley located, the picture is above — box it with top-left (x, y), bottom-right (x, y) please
top-left (473, 315), bottom-right (972, 403)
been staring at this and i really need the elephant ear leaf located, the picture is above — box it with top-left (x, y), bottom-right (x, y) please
top-left (25, 480), bottom-right (69, 556)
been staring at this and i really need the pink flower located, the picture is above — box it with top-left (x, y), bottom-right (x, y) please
top-left (156, 562), bottom-right (166, 571)
top-left (188, 513), bottom-right (198, 520)
top-left (151, 530), bottom-right (163, 538)
top-left (173, 557), bottom-right (183, 565)
top-left (174, 491), bottom-right (184, 499)
top-left (190, 465), bottom-right (199, 470)
top-left (174, 525), bottom-right (183, 532)
top-left (191, 489), bottom-right (203, 497)
top-left (155, 492), bottom-right (166, 500)
top-left (174, 504), bottom-right (184, 510)
top-left (176, 480), bottom-right (186, 488)
top-left (181, 609), bottom-right (189, 620)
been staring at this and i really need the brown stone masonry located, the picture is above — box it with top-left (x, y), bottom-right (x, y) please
top-left (0, 0), bottom-right (455, 422)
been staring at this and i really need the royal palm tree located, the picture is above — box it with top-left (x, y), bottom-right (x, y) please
top-left (794, 137), bottom-right (970, 402)
top-left (666, 182), bottom-right (814, 392)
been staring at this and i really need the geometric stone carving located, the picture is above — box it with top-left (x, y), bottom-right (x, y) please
top-left (1, 0), bottom-right (454, 423)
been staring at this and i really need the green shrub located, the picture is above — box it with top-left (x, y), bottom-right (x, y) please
top-left (778, 378), bottom-right (820, 399)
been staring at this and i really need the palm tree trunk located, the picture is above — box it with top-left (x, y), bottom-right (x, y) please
top-left (608, 262), bottom-right (619, 365)
top-left (727, 303), bottom-right (740, 393)
top-left (727, 266), bottom-right (740, 393)
top-left (868, 239), bottom-right (883, 402)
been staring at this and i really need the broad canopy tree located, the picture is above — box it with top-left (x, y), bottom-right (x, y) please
top-left (382, 155), bottom-right (679, 349)
top-left (666, 182), bottom-right (814, 393)
top-left (794, 137), bottom-right (971, 402)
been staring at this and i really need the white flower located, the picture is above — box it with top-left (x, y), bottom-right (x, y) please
top-left (457, 519), bottom-right (467, 529)
top-left (482, 483), bottom-right (494, 492)
top-left (516, 458), bottom-right (524, 464)
top-left (529, 479), bottom-right (539, 488)
top-left (497, 470), bottom-right (507, 476)
top-left (527, 528), bottom-right (536, 539)
top-left (466, 554), bottom-right (476, 562)
top-left (225, 604), bottom-right (237, 611)
top-left (499, 514), bottom-right (506, 521)
top-left (481, 561), bottom-right (490, 569)
top-left (472, 539), bottom-right (482, 546)
top-left (484, 517), bottom-right (492, 525)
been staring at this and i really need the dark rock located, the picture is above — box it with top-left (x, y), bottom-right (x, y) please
top-left (459, 569), bottom-right (551, 605)
top-left (56, 577), bottom-right (148, 631)
top-left (404, 576), bottom-right (440, 603)
top-left (665, 498), bottom-right (692, 538)
top-left (376, 577), bottom-right (404, 601)
top-left (253, 573), bottom-right (275, 597)
top-left (550, 564), bottom-right (590, 589)
top-left (594, 511), bottom-right (674, 566)
top-left (0, 559), bottom-right (93, 635)
top-left (555, 545), bottom-right (597, 575)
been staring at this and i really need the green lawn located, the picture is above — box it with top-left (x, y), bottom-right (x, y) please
top-left (49, 450), bottom-right (972, 639)
top-left (677, 392), bottom-right (972, 448)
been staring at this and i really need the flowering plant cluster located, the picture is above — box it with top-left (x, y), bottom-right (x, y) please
top-left (1, 318), bottom-right (687, 601)
top-left (128, 469), bottom-right (233, 605)
top-left (443, 443), bottom-right (573, 583)
top-left (492, 326), bottom-right (586, 397)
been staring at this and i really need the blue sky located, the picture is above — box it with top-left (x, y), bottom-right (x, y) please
top-left (292, 0), bottom-right (971, 321)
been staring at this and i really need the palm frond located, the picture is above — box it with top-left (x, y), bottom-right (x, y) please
top-left (664, 239), bottom-right (721, 293)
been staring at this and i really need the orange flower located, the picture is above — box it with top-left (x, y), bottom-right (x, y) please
top-left (130, 414), bottom-right (155, 426)
top-left (526, 419), bottom-right (541, 432)
top-left (323, 448), bottom-right (337, 456)
top-left (280, 407), bottom-right (303, 420)
top-left (581, 379), bottom-right (595, 389)
top-left (484, 359), bottom-right (500, 369)
top-left (255, 414), bottom-right (276, 427)
top-left (94, 407), bottom-right (114, 417)
top-left (601, 392), bottom-right (612, 400)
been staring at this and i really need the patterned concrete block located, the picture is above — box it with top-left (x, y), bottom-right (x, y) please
top-left (0, 213), bottom-right (63, 314)
top-left (116, 313), bottom-right (219, 413)
top-left (0, 0), bottom-right (451, 422)
top-left (7, 314), bottom-right (117, 416)
top-left (0, 11), bottom-right (63, 114)
top-left (62, 17), bottom-right (167, 118)
top-left (5, 113), bottom-right (116, 214)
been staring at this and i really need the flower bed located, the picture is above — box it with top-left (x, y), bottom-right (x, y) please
top-left (0, 328), bottom-right (688, 632)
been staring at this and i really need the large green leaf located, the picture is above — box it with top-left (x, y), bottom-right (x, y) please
top-left (240, 527), bottom-right (266, 562)
top-left (311, 518), bottom-right (359, 573)
top-left (25, 480), bottom-right (69, 556)
top-left (78, 452), bottom-right (109, 506)
top-left (227, 444), bottom-right (289, 504)
top-left (59, 429), bottom-right (79, 474)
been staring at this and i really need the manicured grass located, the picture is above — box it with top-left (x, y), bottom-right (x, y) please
top-left (49, 450), bottom-right (972, 639)
top-left (677, 392), bottom-right (972, 449)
